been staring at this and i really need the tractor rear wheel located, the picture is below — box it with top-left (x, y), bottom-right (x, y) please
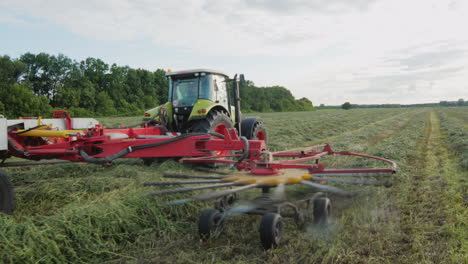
top-left (190, 110), bottom-right (233, 136)
top-left (0, 168), bottom-right (15, 215)
top-left (190, 110), bottom-right (234, 157)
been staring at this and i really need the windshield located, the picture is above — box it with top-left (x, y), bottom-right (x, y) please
top-left (170, 74), bottom-right (214, 107)
top-left (172, 78), bottom-right (199, 107)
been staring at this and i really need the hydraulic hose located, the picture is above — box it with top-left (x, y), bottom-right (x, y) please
top-left (233, 136), bottom-right (249, 166)
top-left (15, 125), bottom-right (49, 135)
top-left (80, 132), bottom-right (225, 164)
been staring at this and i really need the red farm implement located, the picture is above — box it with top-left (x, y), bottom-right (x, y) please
top-left (0, 70), bottom-right (397, 249)
top-left (0, 110), bottom-right (396, 248)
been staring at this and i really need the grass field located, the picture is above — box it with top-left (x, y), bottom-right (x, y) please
top-left (1, 107), bottom-right (467, 263)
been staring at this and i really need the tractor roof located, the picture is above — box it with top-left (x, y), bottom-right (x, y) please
top-left (166, 69), bottom-right (229, 78)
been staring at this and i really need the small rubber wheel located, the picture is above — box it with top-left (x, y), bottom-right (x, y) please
top-left (313, 197), bottom-right (331, 226)
top-left (0, 168), bottom-right (15, 215)
top-left (259, 213), bottom-right (283, 249)
top-left (198, 208), bottom-right (225, 240)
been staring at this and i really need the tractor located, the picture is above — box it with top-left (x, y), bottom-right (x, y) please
top-left (142, 69), bottom-right (266, 143)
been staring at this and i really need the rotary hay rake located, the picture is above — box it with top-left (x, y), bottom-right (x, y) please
top-left (0, 112), bottom-right (397, 249)
top-left (143, 139), bottom-right (397, 249)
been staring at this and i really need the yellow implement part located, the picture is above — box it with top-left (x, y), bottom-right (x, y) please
top-left (16, 129), bottom-right (83, 138)
top-left (223, 169), bottom-right (313, 186)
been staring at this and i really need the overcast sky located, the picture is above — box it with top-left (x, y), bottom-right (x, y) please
top-left (1, 0), bottom-right (467, 105)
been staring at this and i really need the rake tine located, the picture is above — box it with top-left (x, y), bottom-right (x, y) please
top-left (192, 183), bottom-right (259, 201)
top-left (165, 198), bottom-right (194, 205)
top-left (148, 182), bottom-right (236, 196)
top-left (313, 177), bottom-right (392, 187)
top-left (301, 180), bottom-right (353, 197)
top-left (314, 172), bottom-right (393, 177)
top-left (144, 179), bottom-right (226, 186)
top-left (193, 167), bottom-right (231, 175)
top-left (272, 183), bottom-right (286, 201)
top-left (162, 173), bottom-right (223, 179)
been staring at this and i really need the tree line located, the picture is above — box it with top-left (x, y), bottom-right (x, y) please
top-left (238, 78), bottom-right (314, 112)
top-left (318, 99), bottom-right (468, 110)
top-left (0, 53), bottom-right (314, 118)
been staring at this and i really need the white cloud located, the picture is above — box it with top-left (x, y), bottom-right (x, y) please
top-left (1, 0), bottom-right (467, 104)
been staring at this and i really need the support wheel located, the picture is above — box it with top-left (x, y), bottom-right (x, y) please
top-left (0, 168), bottom-right (15, 215)
top-left (313, 197), bottom-right (331, 226)
top-left (259, 213), bottom-right (283, 249)
top-left (198, 208), bottom-right (225, 240)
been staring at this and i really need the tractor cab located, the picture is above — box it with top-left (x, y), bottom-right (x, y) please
top-left (168, 69), bottom-right (230, 117)
top-left (144, 69), bottom-right (233, 132)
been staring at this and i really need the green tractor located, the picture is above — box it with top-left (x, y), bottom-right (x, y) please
top-left (143, 69), bottom-right (267, 144)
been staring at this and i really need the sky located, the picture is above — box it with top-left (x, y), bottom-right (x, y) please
top-left (0, 0), bottom-right (467, 105)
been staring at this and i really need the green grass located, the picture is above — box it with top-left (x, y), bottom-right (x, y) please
top-left (0, 107), bottom-right (467, 263)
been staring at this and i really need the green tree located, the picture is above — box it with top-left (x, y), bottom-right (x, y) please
top-left (342, 102), bottom-right (352, 110)
top-left (95, 92), bottom-right (116, 116)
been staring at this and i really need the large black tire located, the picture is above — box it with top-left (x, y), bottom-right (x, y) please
top-left (259, 213), bottom-right (283, 249)
top-left (313, 197), bottom-right (331, 226)
top-left (190, 111), bottom-right (234, 167)
top-left (190, 110), bottom-right (234, 135)
top-left (0, 168), bottom-right (15, 215)
top-left (241, 118), bottom-right (267, 143)
top-left (198, 208), bottom-right (225, 240)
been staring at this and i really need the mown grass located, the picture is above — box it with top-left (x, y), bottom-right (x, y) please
top-left (436, 107), bottom-right (468, 169)
top-left (0, 108), bottom-right (466, 263)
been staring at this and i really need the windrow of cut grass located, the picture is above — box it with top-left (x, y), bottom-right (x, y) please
top-left (436, 107), bottom-right (468, 169)
top-left (386, 111), bottom-right (467, 263)
top-left (434, 108), bottom-right (468, 262)
top-left (254, 108), bottom-right (421, 151)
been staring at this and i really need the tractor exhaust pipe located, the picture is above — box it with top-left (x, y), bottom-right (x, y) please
top-left (233, 74), bottom-right (242, 135)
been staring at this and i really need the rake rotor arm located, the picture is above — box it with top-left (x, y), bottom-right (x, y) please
top-left (330, 151), bottom-right (398, 172)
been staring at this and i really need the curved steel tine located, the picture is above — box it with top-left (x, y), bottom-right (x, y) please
top-left (272, 183), bottom-right (286, 201)
top-left (301, 180), bottom-right (353, 197)
top-left (162, 173), bottom-right (223, 179)
top-left (314, 172), bottom-right (393, 177)
top-left (193, 167), bottom-right (231, 175)
top-left (144, 179), bottom-right (225, 186)
top-left (148, 182), bottom-right (236, 196)
top-left (313, 177), bottom-right (392, 187)
top-left (192, 183), bottom-right (259, 201)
